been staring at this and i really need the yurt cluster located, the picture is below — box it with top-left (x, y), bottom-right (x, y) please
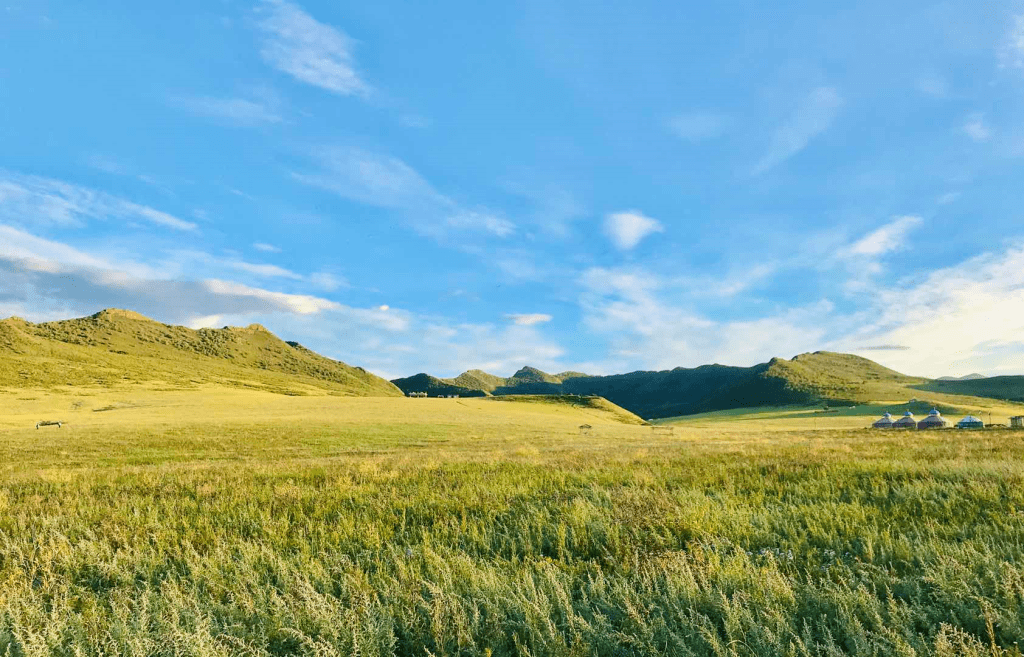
top-left (872, 409), bottom-right (986, 430)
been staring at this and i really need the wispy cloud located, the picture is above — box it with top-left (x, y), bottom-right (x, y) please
top-left (169, 93), bottom-right (283, 126)
top-left (293, 146), bottom-right (517, 242)
top-left (445, 210), bottom-right (516, 238)
top-left (667, 112), bottom-right (729, 142)
top-left (309, 271), bottom-right (348, 292)
top-left (962, 113), bottom-right (992, 142)
top-left (845, 215), bottom-right (924, 257)
top-left (999, 14), bottom-right (1024, 69)
top-left (916, 73), bottom-right (949, 98)
top-left (502, 179), bottom-right (584, 239)
top-left (0, 224), bottom-right (565, 381)
top-left (578, 265), bottom-right (832, 370)
top-left (253, 242), bottom-right (282, 253)
top-left (604, 210), bottom-right (664, 250)
top-left (754, 86), bottom-right (843, 175)
top-left (838, 243), bottom-right (1024, 377)
top-left (256, 0), bottom-right (370, 97)
top-left (0, 225), bottom-right (342, 321)
top-left (294, 147), bottom-right (440, 210)
top-left (0, 172), bottom-right (197, 231)
top-left (506, 313), bottom-right (552, 326)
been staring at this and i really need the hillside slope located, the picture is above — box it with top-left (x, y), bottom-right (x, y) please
top-left (0, 309), bottom-right (402, 396)
top-left (389, 373), bottom-right (488, 397)
top-left (915, 376), bottom-right (1024, 404)
top-left (392, 352), bottom-right (937, 419)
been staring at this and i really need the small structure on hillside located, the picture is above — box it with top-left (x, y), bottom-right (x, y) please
top-left (872, 412), bottom-right (894, 429)
top-left (578, 424), bottom-right (593, 436)
top-left (1012, 416), bottom-right (1024, 429)
top-left (35, 420), bottom-right (62, 430)
top-left (955, 415), bottom-right (985, 430)
top-left (918, 408), bottom-right (948, 430)
top-left (892, 411), bottom-right (917, 429)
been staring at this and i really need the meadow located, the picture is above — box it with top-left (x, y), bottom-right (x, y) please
top-left (2, 389), bottom-right (1024, 656)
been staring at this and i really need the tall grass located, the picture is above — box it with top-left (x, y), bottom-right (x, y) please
top-left (2, 417), bottom-right (1024, 655)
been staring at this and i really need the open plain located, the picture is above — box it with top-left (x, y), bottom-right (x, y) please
top-left (3, 387), bottom-right (1024, 656)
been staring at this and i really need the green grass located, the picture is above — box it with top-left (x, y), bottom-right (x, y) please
top-left (3, 389), bottom-right (1024, 655)
top-left (916, 376), bottom-right (1024, 405)
top-left (0, 310), bottom-right (401, 397)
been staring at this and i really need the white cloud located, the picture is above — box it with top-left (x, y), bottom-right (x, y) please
top-left (309, 271), bottom-right (348, 291)
top-left (294, 147), bottom-right (440, 210)
top-left (916, 73), bottom-right (949, 98)
top-left (253, 242), bottom-right (282, 253)
top-left (754, 86), bottom-right (843, 175)
top-left (846, 215), bottom-right (924, 257)
top-left (0, 227), bottom-right (342, 321)
top-left (169, 94), bottom-right (283, 126)
top-left (603, 210), bottom-right (664, 250)
top-left (293, 146), bottom-right (517, 243)
top-left (578, 265), bottom-right (832, 371)
top-left (0, 224), bottom-right (142, 275)
top-left (506, 313), bottom-right (552, 326)
top-left (256, 0), bottom-right (369, 97)
top-left (1000, 14), bottom-right (1024, 69)
top-left (445, 210), bottom-right (516, 238)
top-left (963, 113), bottom-right (992, 142)
top-left (0, 172), bottom-right (197, 231)
top-left (503, 180), bottom-right (584, 239)
top-left (166, 250), bottom-right (303, 281)
top-left (0, 223), bottom-right (568, 381)
top-left (667, 112), bottom-right (729, 142)
top-left (203, 280), bottom-right (338, 315)
top-left (837, 243), bottom-right (1024, 377)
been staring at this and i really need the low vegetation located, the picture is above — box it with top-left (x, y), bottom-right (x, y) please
top-left (0, 310), bottom-right (400, 397)
top-left (916, 376), bottom-right (1024, 405)
top-left (393, 351), bottom-right (1013, 419)
top-left (2, 390), bottom-right (1024, 655)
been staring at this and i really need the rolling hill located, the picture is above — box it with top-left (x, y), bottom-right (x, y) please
top-left (914, 376), bottom-right (1024, 404)
top-left (0, 309), bottom-right (402, 396)
top-left (392, 352), bottom-right (991, 419)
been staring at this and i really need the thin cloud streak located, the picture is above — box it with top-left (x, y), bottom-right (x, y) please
top-left (256, 0), bottom-right (370, 97)
top-left (169, 94), bottom-right (283, 126)
top-left (0, 172), bottom-right (197, 232)
top-left (754, 86), bottom-right (843, 175)
top-left (846, 216), bottom-right (924, 257)
top-left (293, 146), bottom-right (517, 242)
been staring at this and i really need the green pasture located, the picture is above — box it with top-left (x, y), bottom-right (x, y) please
top-left (2, 389), bottom-right (1024, 655)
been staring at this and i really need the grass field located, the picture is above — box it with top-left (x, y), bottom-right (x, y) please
top-left (3, 389), bottom-right (1024, 655)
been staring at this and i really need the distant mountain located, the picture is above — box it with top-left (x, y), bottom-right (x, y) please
top-left (0, 309), bottom-right (402, 396)
top-left (393, 352), bottom-right (930, 419)
top-left (389, 373), bottom-right (488, 397)
top-left (915, 376), bottom-right (1024, 404)
top-left (936, 373), bottom-right (987, 381)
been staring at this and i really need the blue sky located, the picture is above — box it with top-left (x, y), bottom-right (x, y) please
top-left (2, 1), bottom-right (1024, 379)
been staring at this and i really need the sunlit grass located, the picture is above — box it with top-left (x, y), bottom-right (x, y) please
top-left (2, 390), bottom-right (1024, 655)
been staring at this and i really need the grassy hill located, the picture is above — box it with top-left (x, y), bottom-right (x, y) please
top-left (389, 373), bottom-right (488, 397)
top-left (393, 351), bottom-right (1018, 419)
top-left (915, 376), bottom-right (1024, 404)
top-left (0, 309), bottom-right (402, 397)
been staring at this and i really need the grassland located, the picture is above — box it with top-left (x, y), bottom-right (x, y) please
top-left (0, 310), bottom-right (400, 397)
top-left (3, 387), bottom-right (1024, 656)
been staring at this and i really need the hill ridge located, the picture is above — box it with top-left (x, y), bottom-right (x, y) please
top-left (0, 310), bottom-right (401, 397)
top-left (391, 352), bottom-right (950, 419)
